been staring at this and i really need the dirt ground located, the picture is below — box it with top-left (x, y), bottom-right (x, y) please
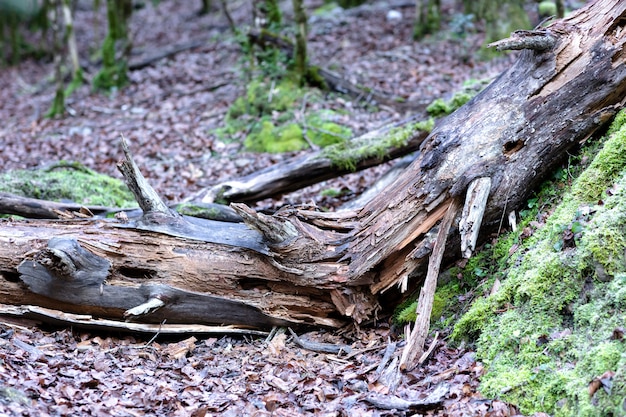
top-left (0, 1), bottom-right (529, 415)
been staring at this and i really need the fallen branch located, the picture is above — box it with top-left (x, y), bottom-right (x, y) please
top-left (0, 304), bottom-right (269, 336)
top-left (287, 327), bottom-right (352, 354)
top-left (189, 116), bottom-right (431, 204)
top-left (364, 383), bottom-right (448, 411)
top-left (129, 37), bottom-right (212, 70)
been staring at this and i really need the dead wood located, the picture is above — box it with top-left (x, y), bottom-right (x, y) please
top-left (0, 192), bottom-right (113, 219)
top-left (400, 199), bottom-right (460, 371)
top-left (189, 116), bottom-right (430, 204)
top-left (0, 0), bottom-right (625, 334)
top-left (129, 37), bottom-right (212, 70)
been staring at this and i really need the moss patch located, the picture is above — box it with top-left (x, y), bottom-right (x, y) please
top-left (243, 110), bottom-right (351, 153)
top-left (217, 78), bottom-right (351, 153)
top-left (0, 162), bottom-right (137, 208)
top-left (426, 92), bottom-right (473, 117)
top-left (452, 110), bottom-right (626, 415)
top-left (321, 119), bottom-right (434, 171)
top-left (394, 281), bottom-right (463, 326)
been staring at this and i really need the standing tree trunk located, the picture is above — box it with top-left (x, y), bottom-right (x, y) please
top-left (291, 0), bottom-right (307, 86)
top-left (1, 0), bottom-right (625, 332)
top-left (46, 0), bottom-right (65, 117)
top-left (93, 0), bottom-right (132, 90)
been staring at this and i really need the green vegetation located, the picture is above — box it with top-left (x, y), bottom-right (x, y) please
top-left (538, 1), bottom-right (557, 17)
top-left (451, 110), bottom-right (626, 415)
top-left (320, 119), bottom-right (434, 171)
top-left (93, 0), bottom-right (132, 91)
top-left (0, 0), bottom-right (47, 65)
top-left (425, 79), bottom-right (488, 117)
top-left (413, 0), bottom-right (442, 40)
top-left (463, 0), bottom-right (531, 57)
top-left (216, 77), bottom-right (352, 153)
top-left (426, 92), bottom-right (473, 117)
top-left (0, 162), bottom-right (137, 208)
top-left (395, 281), bottom-right (463, 327)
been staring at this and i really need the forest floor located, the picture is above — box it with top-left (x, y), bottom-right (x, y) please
top-left (0, 0), bottom-right (537, 415)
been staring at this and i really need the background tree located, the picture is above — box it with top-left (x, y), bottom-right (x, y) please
top-left (291, 0), bottom-right (307, 86)
top-left (0, 0), bottom-right (47, 65)
top-left (414, 0), bottom-right (442, 39)
top-left (46, 0), bottom-right (82, 117)
top-left (93, 0), bottom-right (133, 90)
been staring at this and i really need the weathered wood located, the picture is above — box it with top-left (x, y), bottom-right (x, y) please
top-left (345, 0), bottom-right (626, 290)
top-left (0, 192), bottom-right (113, 219)
top-left (0, 0), bottom-right (625, 332)
top-left (0, 220), bottom-right (349, 327)
top-left (190, 117), bottom-right (430, 204)
top-left (459, 177), bottom-right (492, 258)
top-left (0, 305), bottom-right (270, 336)
top-left (399, 199), bottom-right (460, 371)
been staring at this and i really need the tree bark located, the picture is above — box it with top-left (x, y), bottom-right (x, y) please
top-left (1, 0), bottom-right (625, 330)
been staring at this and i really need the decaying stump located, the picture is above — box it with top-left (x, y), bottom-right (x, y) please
top-left (0, 0), bottom-right (625, 365)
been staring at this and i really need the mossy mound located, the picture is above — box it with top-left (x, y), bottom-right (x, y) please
top-left (228, 79), bottom-right (301, 120)
top-left (218, 78), bottom-right (352, 153)
top-left (452, 110), bottom-right (626, 416)
top-left (0, 162), bottom-right (137, 208)
top-left (244, 111), bottom-right (351, 153)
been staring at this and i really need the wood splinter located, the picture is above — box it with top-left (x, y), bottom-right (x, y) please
top-left (459, 177), bottom-right (492, 259)
top-left (399, 198), bottom-right (461, 371)
top-left (117, 134), bottom-right (175, 216)
top-left (124, 297), bottom-right (166, 318)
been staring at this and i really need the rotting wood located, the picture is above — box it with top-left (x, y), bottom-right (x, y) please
top-left (188, 116), bottom-right (430, 204)
top-left (399, 199), bottom-right (460, 371)
top-left (0, 0), bottom-right (625, 333)
top-left (0, 192), bottom-right (112, 219)
top-left (0, 304), bottom-right (270, 336)
top-left (459, 177), bottom-right (492, 258)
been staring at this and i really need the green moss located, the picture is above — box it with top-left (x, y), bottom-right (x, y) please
top-left (453, 110), bottom-right (626, 415)
top-left (241, 108), bottom-right (351, 153)
top-left (394, 281), bottom-right (463, 326)
top-left (0, 162), bottom-right (137, 208)
top-left (322, 119), bottom-right (434, 171)
top-left (93, 34), bottom-right (128, 90)
top-left (305, 65), bottom-right (328, 90)
top-left (306, 111), bottom-right (351, 147)
top-left (320, 188), bottom-right (343, 198)
top-left (538, 1), bottom-right (557, 17)
top-left (228, 79), bottom-right (302, 120)
top-left (426, 92), bottom-right (473, 117)
top-left (245, 120), bottom-right (304, 153)
top-left (573, 111), bottom-right (626, 202)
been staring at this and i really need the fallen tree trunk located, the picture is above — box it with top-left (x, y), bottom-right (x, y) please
top-left (1, 0), bottom-right (625, 335)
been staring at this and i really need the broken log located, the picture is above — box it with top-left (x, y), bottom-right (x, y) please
top-left (189, 116), bottom-right (431, 204)
top-left (0, 0), bottom-right (625, 333)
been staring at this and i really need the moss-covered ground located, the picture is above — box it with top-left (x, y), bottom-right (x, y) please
top-left (214, 77), bottom-right (352, 153)
top-left (447, 110), bottom-right (626, 415)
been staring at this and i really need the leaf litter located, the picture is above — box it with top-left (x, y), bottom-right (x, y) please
top-left (0, 0), bottom-right (525, 415)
